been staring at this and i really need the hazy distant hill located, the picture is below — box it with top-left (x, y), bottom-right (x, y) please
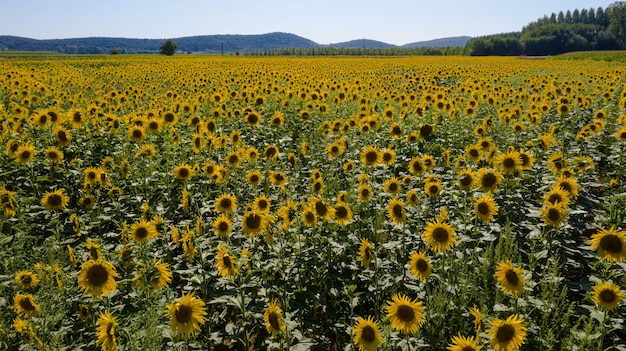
top-left (326, 39), bottom-right (397, 49)
top-left (402, 36), bottom-right (472, 48)
top-left (0, 32), bottom-right (468, 54)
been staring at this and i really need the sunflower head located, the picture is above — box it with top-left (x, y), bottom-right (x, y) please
top-left (166, 292), bottom-right (208, 339)
top-left (488, 314), bottom-right (527, 351)
top-left (353, 316), bottom-right (384, 351)
top-left (409, 251), bottom-right (432, 281)
top-left (264, 300), bottom-right (286, 336)
top-left (589, 226), bottom-right (626, 262)
top-left (494, 260), bottom-right (525, 297)
top-left (385, 294), bottom-right (426, 334)
top-left (592, 281), bottom-right (624, 312)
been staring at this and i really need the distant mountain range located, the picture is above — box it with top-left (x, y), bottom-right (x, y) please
top-left (0, 32), bottom-right (471, 54)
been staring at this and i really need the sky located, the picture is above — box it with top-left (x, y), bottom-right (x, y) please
top-left (0, 0), bottom-right (617, 45)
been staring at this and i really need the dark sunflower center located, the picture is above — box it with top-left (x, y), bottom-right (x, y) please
top-left (87, 264), bottom-right (109, 286)
top-left (416, 259), bottom-right (428, 272)
top-left (496, 324), bottom-right (516, 342)
top-left (178, 168), bottom-right (189, 178)
top-left (460, 175), bottom-right (473, 186)
top-left (218, 221), bottom-right (229, 232)
top-left (396, 304), bottom-right (415, 322)
top-left (392, 204), bottom-right (403, 218)
top-left (432, 227), bottom-right (449, 243)
top-left (228, 155), bottom-right (239, 164)
top-left (315, 201), bottom-right (327, 216)
top-left (223, 254), bottom-right (232, 268)
top-left (392, 126), bottom-right (401, 135)
top-left (548, 208), bottom-right (561, 221)
top-left (90, 247), bottom-right (100, 260)
top-left (304, 212), bottom-right (315, 222)
top-left (135, 227), bottom-right (149, 239)
top-left (268, 311), bottom-right (281, 330)
top-left (48, 194), bottom-right (63, 207)
top-left (600, 289), bottom-right (616, 303)
top-left (505, 269), bottom-right (519, 285)
top-left (420, 124), bottom-right (433, 136)
top-left (246, 213), bottom-right (261, 229)
top-left (248, 114), bottom-right (259, 124)
top-left (20, 298), bottom-right (36, 311)
top-left (383, 153), bottom-right (392, 162)
top-left (599, 235), bottom-right (622, 254)
top-left (21, 275), bottom-right (32, 285)
top-left (132, 129), bottom-right (143, 138)
top-left (250, 175), bottom-right (259, 183)
top-left (220, 198), bottom-right (232, 209)
top-left (365, 151), bottom-right (378, 163)
top-left (175, 305), bottom-right (193, 323)
top-left (482, 173), bottom-right (497, 187)
top-left (47, 151), bottom-right (59, 159)
top-left (429, 185), bottom-right (439, 194)
top-left (477, 202), bottom-right (490, 215)
top-left (360, 325), bottom-right (376, 343)
top-left (20, 150), bottom-right (31, 160)
top-left (273, 173), bottom-right (285, 182)
top-left (469, 149), bottom-right (480, 158)
top-left (314, 182), bottom-right (322, 192)
top-left (461, 346), bottom-right (476, 351)
top-left (361, 188), bottom-right (370, 198)
top-left (412, 162), bottom-right (423, 173)
top-left (388, 183), bottom-right (398, 192)
top-left (164, 113), bottom-right (175, 122)
top-left (258, 200), bottom-right (268, 210)
top-left (547, 194), bottom-right (563, 204)
top-left (266, 148), bottom-right (277, 158)
top-left (503, 157), bottom-right (516, 169)
top-left (336, 206), bottom-right (348, 218)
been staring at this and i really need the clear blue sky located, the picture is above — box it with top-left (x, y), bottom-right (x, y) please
top-left (0, 0), bottom-right (616, 45)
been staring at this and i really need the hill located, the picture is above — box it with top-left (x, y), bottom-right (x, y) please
top-left (0, 32), bottom-right (466, 54)
top-left (402, 36), bottom-right (471, 48)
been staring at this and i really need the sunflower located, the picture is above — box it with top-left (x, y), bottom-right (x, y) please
top-left (360, 145), bottom-right (380, 166)
top-left (269, 170), bottom-right (287, 186)
top-left (424, 179), bottom-right (442, 198)
top-left (474, 194), bottom-right (499, 223)
top-left (616, 125), bottom-right (626, 140)
top-left (133, 258), bottom-right (171, 292)
top-left (353, 316), bottom-right (383, 351)
top-left (419, 123), bottom-right (435, 138)
top-left (496, 151), bottom-right (521, 174)
top-left (78, 259), bottom-right (119, 297)
top-left (264, 145), bottom-right (279, 162)
top-left (214, 193), bottom-right (237, 213)
top-left (541, 201), bottom-right (568, 227)
top-left (213, 214), bottom-right (232, 238)
top-left (458, 169), bottom-right (476, 191)
top-left (333, 202), bottom-right (353, 225)
top-left (358, 184), bottom-right (373, 203)
top-left (44, 146), bottom-right (64, 164)
top-left (78, 304), bottom-right (91, 320)
top-left (173, 164), bottom-right (195, 181)
top-left (409, 251), bottom-right (432, 281)
top-left (216, 244), bottom-right (239, 277)
top-left (592, 281), bottom-right (624, 311)
top-left (264, 300), bottom-right (286, 336)
top-left (380, 148), bottom-right (396, 166)
top-left (553, 175), bottom-right (579, 198)
top-left (447, 334), bottom-right (482, 351)
top-left (79, 194), bottom-right (96, 208)
top-left (543, 186), bottom-right (570, 206)
top-left (12, 294), bottom-right (40, 317)
top-left (129, 219), bottom-right (158, 244)
top-left (408, 156), bottom-right (426, 176)
top-left (488, 314), bottom-right (527, 351)
top-left (14, 143), bottom-right (37, 165)
top-left (86, 239), bottom-right (102, 260)
top-left (343, 160), bottom-right (355, 174)
top-left (386, 293), bottom-right (426, 334)
top-left (15, 271), bottom-right (40, 289)
top-left (41, 189), bottom-right (69, 211)
top-left (477, 168), bottom-right (502, 193)
top-left (245, 111), bottom-right (262, 127)
top-left (277, 200), bottom-right (298, 230)
top-left (0, 186), bottom-right (17, 217)
top-left (465, 145), bottom-right (482, 163)
top-left (128, 125), bottom-right (145, 142)
top-left (495, 260), bottom-right (525, 297)
top-left (242, 210), bottom-right (266, 236)
top-left (547, 152), bottom-right (567, 174)
top-left (311, 197), bottom-right (334, 222)
top-left (166, 292), bottom-right (208, 339)
top-left (246, 169), bottom-right (264, 186)
top-left (383, 176), bottom-right (402, 195)
top-left (53, 126), bottom-right (72, 146)
top-left (96, 310), bottom-right (118, 351)
top-left (423, 219), bottom-right (456, 253)
top-left (270, 111), bottom-right (284, 127)
top-left (406, 189), bottom-right (419, 206)
top-left (589, 226), bottom-right (626, 262)
top-left (301, 205), bottom-right (318, 227)
top-left (386, 198), bottom-right (406, 225)
top-left (389, 122), bottom-right (403, 138)
top-left (358, 238), bottom-right (374, 268)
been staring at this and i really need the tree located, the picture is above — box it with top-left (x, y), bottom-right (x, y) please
top-left (608, 1), bottom-right (626, 48)
top-left (159, 39), bottom-right (178, 55)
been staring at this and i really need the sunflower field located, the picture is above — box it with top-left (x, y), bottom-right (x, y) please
top-left (0, 55), bottom-right (625, 351)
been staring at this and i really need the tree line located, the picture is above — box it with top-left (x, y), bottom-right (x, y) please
top-left (466, 2), bottom-right (626, 56)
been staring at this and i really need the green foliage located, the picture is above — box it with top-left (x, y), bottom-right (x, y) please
top-left (159, 39), bottom-right (178, 56)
